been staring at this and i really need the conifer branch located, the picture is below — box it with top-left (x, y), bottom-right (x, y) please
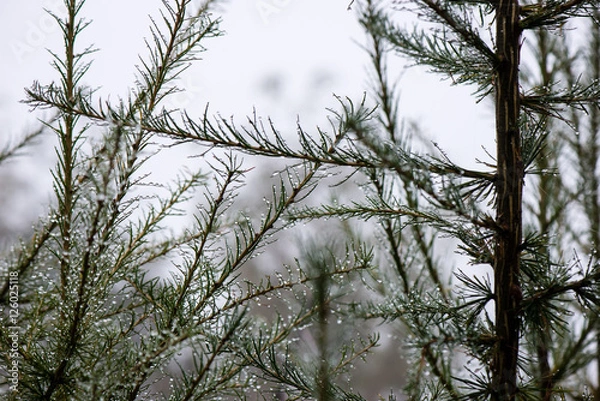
top-left (520, 0), bottom-right (595, 30)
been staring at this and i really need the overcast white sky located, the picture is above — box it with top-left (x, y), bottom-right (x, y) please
top-left (1, 0), bottom-right (494, 161)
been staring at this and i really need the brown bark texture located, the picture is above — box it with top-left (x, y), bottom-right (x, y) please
top-left (492, 0), bottom-right (523, 400)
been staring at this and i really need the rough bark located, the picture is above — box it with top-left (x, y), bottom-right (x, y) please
top-left (492, 0), bottom-right (523, 400)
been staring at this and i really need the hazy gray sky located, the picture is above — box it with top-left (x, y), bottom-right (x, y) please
top-left (1, 0), bottom-right (493, 173)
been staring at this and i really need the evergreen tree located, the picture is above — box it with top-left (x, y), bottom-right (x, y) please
top-left (2, 0), bottom-right (600, 400)
top-left (350, 0), bottom-right (600, 399)
top-left (544, 9), bottom-right (600, 398)
top-left (1, 1), bottom-right (375, 399)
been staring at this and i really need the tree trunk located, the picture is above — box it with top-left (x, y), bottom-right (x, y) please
top-left (492, 0), bottom-right (523, 400)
